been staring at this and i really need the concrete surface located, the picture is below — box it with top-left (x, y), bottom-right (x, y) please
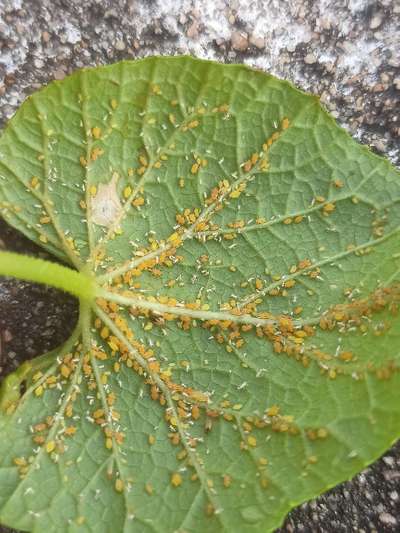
top-left (0, 1), bottom-right (399, 531)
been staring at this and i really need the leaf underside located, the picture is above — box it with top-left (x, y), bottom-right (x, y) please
top-left (0, 56), bottom-right (400, 533)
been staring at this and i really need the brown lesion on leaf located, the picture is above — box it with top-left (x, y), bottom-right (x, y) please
top-left (91, 172), bottom-right (122, 228)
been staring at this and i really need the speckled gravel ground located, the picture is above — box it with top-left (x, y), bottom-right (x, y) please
top-left (0, 1), bottom-right (399, 532)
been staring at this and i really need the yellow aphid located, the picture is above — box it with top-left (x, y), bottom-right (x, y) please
top-left (145, 483), bottom-right (154, 495)
top-left (317, 428), bottom-right (328, 439)
top-left (64, 426), bottom-right (76, 436)
top-left (191, 163), bottom-right (199, 174)
top-left (91, 126), bottom-right (102, 139)
top-left (255, 278), bottom-right (263, 290)
top-left (323, 202), bottom-right (336, 214)
top-left (281, 117), bottom-right (290, 130)
top-left (46, 440), bottom-right (56, 453)
top-left (39, 216), bottom-right (51, 224)
top-left (247, 435), bottom-right (257, 447)
top-left (79, 199), bottom-right (87, 209)
top-left (244, 158), bottom-right (254, 172)
top-left (100, 326), bottom-right (109, 339)
top-left (171, 472), bottom-right (182, 487)
top-left (139, 155), bottom-right (148, 167)
top-left (107, 393), bottom-right (116, 406)
top-left (90, 147), bottom-right (104, 160)
top-left (60, 365), bottom-right (71, 379)
top-left (177, 449), bottom-right (187, 461)
top-left (229, 189), bottom-right (241, 199)
top-left (90, 185), bottom-right (97, 196)
top-left (218, 104), bottom-right (229, 113)
top-left (79, 156), bottom-right (87, 167)
top-left (34, 385), bottom-right (44, 397)
top-left (151, 84), bottom-right (161, 95)
top-left (111, 99), bottom-right (118, 110)
top-left (266, 405), bottom-right (279, 416)
top-left (167, 232), bottom-right (182, 245)
top-left (39, 235), bottom-right (48, 244)
top-left (115, 478), bottom-right (124, 492)
top-left (223, 474), bottom-right (232, 488)
top-left (105, 438), bottom-right (113, 450)
top-left (191, 405), bottom-right (200, 420)
top-left (251, 152), bottom-right (259, 165)
top-left (13, 457), bottom-right (27, 467)
top-left (187, 119), bottom-right (199, 129)
top-left (148, 434), bottom-right (156, 445)
top-left (132, 196), bottom-right (145, 207)
top-left (30, 176), bottom-right (39, 188)
top-left (179, 178), bottom-right (185, 188)
top-left (339, 351), bottom-right (353, 362)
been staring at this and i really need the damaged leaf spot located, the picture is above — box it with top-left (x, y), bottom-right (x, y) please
top-left (91, 172), bottom-right (122, 228)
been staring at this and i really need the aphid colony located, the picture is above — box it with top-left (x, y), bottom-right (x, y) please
top-left (4, 79), bottom-right (400, 523)
top-left (12, 272), bottom-right (399, 505)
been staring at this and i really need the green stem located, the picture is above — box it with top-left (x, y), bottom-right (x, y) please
top-left (0, 251), bottom-right (96, 301)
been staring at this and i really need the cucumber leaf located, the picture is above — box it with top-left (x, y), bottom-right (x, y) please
top-left (0, 56), bottom-right (400, 533)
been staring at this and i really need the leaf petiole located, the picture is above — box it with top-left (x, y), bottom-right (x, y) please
top-left (0, 251), bottom-right (96, 301)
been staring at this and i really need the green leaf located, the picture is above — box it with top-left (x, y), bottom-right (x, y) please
top-left (1, 56), bottom-right (400, 533)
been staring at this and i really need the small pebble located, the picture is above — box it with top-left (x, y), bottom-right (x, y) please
top-left (231, 31), bottom-right (248, 51)
top-left (304, 53), bottom-right (317, 64)
top-left (379, 512), bottom-right (397, 525)
top-left (370, 13), bottom-right (383, 30)
top-left (249, 34), bottom-right (265, 49)
top-left (186, 21), bottom-right (199, 39)
top-left (115, 39), bottom-right (125, 51)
